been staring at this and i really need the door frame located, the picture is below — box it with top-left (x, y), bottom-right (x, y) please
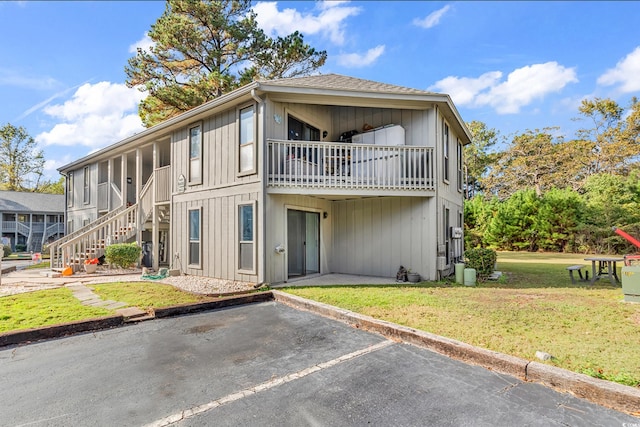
top-left (284, 205), bottom-right (322, 281)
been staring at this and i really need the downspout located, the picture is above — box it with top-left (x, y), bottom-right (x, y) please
top-left (251, 88), bottom-right (267, 288)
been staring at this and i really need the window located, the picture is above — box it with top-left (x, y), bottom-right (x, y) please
top-left (443, 122), bottom-right (450, 182)
top-left (457, 138), bottom-right (463, 192)
top-left (67, 172), bottom-right (74, 207)
top-left (444, 206), bottom-right (450, 265)
top-left (239, 105), bottom-right (255, 174)
top-left (238, 203), bottom-right (255, 272)
top-left (188, 208), bottom-right (201, 267)
top-left (83, 166), bottom-right (90, 204)
top-left (189, 124), bottom-right (202, 184)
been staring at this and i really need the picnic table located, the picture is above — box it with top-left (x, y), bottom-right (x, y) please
top-left (584, 256), bottom-right (624, 286)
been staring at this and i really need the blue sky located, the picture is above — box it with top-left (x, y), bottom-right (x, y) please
top-left (1, 1), bottom-right (639, 181)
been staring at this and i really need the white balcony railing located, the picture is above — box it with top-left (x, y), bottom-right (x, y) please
top-left (267, 139), bottom-right (434, 191)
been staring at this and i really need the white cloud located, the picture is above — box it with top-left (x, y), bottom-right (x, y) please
top-left (35, 81), bottom-right (146, 148)
top-left (129, 32), bottom-right (155, 54)
top-left (253, 1), bottom-right (361, 45)
top-left (430, 62), bottom-right (578, 114)
top-left (337, 45), bottom-right (385, 68)
top-left (413, 5), bottom-right (451, 29)
top-left (597, 46), bottom-right (640, 93)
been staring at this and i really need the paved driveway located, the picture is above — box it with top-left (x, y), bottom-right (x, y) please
top-left (0, 302), bottom-right (636, 426)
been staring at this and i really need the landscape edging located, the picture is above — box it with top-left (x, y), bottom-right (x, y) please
top-left (0, 315), bottom-right (124, 347)
top-left (271, 290), bottom-right (640, 416)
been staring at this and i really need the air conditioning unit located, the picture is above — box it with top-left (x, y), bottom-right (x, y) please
top-left (450, 227), bottom-right (463, 239)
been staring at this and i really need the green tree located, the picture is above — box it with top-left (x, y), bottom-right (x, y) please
top-left (575, 97), bottom-right (640, 176)
top-left (536, 188), bottom-right (584, 252)
top-left (0, 123), bottom-right (45, 191)
top-left (464, 121), bottom-right (499, 198)
top-left (38, 176), bottom-right (65, 195)
top-left (483, 128), bottom-right (566, 198)
top-left (125, 0), bottom-right (327, 127)
top-left (484, 189), bottom-right (542, 251)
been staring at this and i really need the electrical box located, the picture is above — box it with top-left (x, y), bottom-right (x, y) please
top-left (436, 256), bottom-right (447, 271)
top-left (450, 227), bottom-right (463, 239)
top-left (622, 265), bottom-right (640, 302)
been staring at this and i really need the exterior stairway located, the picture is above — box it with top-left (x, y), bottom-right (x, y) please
top-left (49, 175), bottom-right (155, 272)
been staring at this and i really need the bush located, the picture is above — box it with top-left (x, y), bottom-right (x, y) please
top-left (464, 248), bottom-right (497, 277)
top-left (105, 242), bottom-right (142, 269)
top-left (15, 244), bottom-right (26, 252)
top-left (2, 245), bottom-right (11, 258)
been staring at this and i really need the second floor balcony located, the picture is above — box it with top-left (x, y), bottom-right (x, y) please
top-left (267, 139), bottom-right (435, 197)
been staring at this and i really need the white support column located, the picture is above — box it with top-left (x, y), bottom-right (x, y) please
top-left (136, 148), bottom-right (143, 246)
top-left (121, 155), bottom-right (128, 208)
top-left (152, 142), bottom-right (159, 271)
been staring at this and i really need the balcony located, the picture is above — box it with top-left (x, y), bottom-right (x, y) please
top-left (267, 139), bottom-right (434, 197)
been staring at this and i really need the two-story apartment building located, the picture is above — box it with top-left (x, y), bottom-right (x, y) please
top-left (53, 74), bottom-right (470, 285)
top-left (0, 191), bottom-right (65, 253)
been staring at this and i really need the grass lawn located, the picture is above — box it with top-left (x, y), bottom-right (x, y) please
top-left (0, 288), bottom-right (111, 333)
top-left (282, 251), bottom-right (640, 387)
top-left (0, 282), bottom-right (216, 333)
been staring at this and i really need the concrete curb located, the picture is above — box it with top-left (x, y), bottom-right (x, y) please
top-left (271, 290), bottom-right (640, 416)
top-left (0, 315), bottom-right (124, 347)
top-left (1, 265), bottom-right (17, 274)
top-left (153, 291), bottom-right (273, 318)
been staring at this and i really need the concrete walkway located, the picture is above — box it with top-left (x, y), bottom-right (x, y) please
top-left (272, 273), bottom-right (398, 287)
top-left (66, 283), bottom-right (128, 310)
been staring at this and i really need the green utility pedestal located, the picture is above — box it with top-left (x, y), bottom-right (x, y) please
top-left (621, 265), bottom-right (640, 303)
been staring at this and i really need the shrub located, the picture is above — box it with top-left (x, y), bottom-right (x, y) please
top-left (105, 242), bottom-right (142, 269)
top-left (15, 244), bottom-right (26, 252)
top-left (464, 248), bottom-right (497, 277)
top-left (2, 245), bottom-right (11, 258)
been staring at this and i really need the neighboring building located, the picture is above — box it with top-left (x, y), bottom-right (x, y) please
top-left (0, 191), bottom-right (65, 253)
top-left (53, 74), bottom-right (470, 283)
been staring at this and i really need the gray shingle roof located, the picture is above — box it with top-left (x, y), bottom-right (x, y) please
top-left (0, 191), bottom-right (65, 214)
top-left (260, 73), bottom-right (436, 96)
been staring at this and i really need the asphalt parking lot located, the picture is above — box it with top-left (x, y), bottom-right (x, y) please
top-left (0, 301), bottom-right (637, 426)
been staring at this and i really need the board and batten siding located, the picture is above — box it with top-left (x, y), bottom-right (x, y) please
top-left (169, 100), bottom-right (264, 284)
top-left (331, 197), bottom-right (436, 279)
top-left (330, 107), bottom-right (435, 146)
top-left (264, 101), bottom-right (332, 141)
top-left (172, 185), bottom-right (261, 283)
top-left (265, 194), bottom-right (333, 284)
top-left (171, 103), bottom-right (261, 191)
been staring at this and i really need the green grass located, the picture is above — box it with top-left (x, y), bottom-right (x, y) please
top-left (0, 288), bottom-right (111, 333)
top-left (23, 261), bottom-right (51, 270)
top-left (282, 252), bottom-right (640, 388)
top-left (89, 282), bottom-right (212, 309)
top-left (0, 282), bottom-right (216, 333)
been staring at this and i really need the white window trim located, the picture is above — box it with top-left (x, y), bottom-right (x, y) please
top-left (457, 138), bottom-right (463, 193)
top-left (188, 122), bottom-right (203, 185)
top-left (238, 104), bottom-right (257, 177)
top-left (83, 166), bottom-right (90, 205)
top-left (237, 200), bottom-right (257, 275)
top-left (443, 121), bottom-right (450, 184)
top-left (67, 172), bottom-right (74, 208)
top-left (188, 207), bottom-right (202, 269)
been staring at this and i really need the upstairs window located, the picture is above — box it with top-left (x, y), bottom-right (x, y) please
top-left (457, 138), bottom-right (463, 192)
top-left (239, 105), bottom-right (255, 174)
top-left (83, 166), bottom-right (90, 204)
top-left (189, 124), bottom-right (202, 184)
top-left (67, 172), bottom-right (74, 208)
top-left (443, 122), bottom-right (450, 183)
